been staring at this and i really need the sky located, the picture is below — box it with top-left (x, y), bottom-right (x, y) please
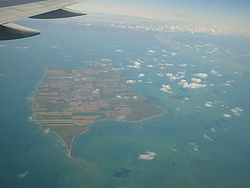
top-left (73, 0), bottom-right (250, 32)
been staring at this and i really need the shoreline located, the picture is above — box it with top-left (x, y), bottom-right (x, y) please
top-left (68, 126), bottom-right (90, 157)
top-left (29, 107), bottom-right (165, 159)
top-left (49, 126), bottom-right (90, 158)
top-left (29, 65), bottom-right (166, 159)
top-left (29, 106), bottom-right (166, 158)
top-left (124, 109), bottom-right (166, 123)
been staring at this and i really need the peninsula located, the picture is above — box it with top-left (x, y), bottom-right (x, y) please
top-left (32, 65), bottom-right (164, 155)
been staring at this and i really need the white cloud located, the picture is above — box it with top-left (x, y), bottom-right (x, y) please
top-left (17, 170), bottom-right (29, 179)
top-left (170, 147), bottom-right (177, 152)
top-left (233, 72), bottom-right (242, 76)
top-left (133, 96), bottom-right (138, 100)
top-left (178, 72), bottom-right (186, 75)
top-left (171, 52), bottom-right (177, 56)
top-left (84, 23), bottom-right (92, 26)
top-left (157, 73), bottom-right (164, 77)
top-left (147, 50), bottom-right (156, 53)
top-left (206, 47), bottom-right (219, 54)
top-left (203, 134), bottom-right (214, 142)
top-left (138, 73), bottom-right (145, 78)
top-left (128, 61), bottom-right (141, 69)
top-left (223, 114), bottom-right (231, 118)
top-left (126, 80), bottom-right (136, 84)
top-left (230, 107), bottom-right (244, 116)
top-left (166, 73), bottom-right (184, 81)
top-left (160, 84), bottom-right (172, 93)
top-left (138, 151), bottom-right (156, 160)
top-left (93, 89), bottom-right (100, 94)
top-left (116, 95), bottom-right (122, 99)
top-left (178, 64), bottom-right (188, 67)
top-left (224, 80), bottom-right (232, 86)
top-left (146, 64), bottom-right (154, 68)
top-left (178, 80), bottom-right (206, 89)
top-left (166, 73), bottom-right (174, 77)
top-left (204, 101), bottom-right (213, 107)
top-left (190, 142), bottom-right (199, 151)
top-left (193, 73), bottom-right (208, 78)
top-left (49, 45), bottom-right (56, 49)
top-left (165, 63), bottom-right (174, 67)
top-left (101, 58), bottom-right (112, 62)
top-left (210, 70), bottom-right (222, 77)
top-left (209, 128), bottom-right (216, 133)
top-left (114, 49), bottom-right (124, 52)
top-left (171, 75), bottom-right (184, 81)
top-left (191, 78), bottom-right (202, 83)
top-left (134, 62), bottom-right (142, 68)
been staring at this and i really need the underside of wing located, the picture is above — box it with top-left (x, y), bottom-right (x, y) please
top-left (0, 0), bottom-right (87, 40)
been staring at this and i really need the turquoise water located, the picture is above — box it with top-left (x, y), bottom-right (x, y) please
top-left (0, 19), bottom-right (250, 187)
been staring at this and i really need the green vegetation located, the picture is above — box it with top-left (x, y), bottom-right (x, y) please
top-left (125, 97), bottom-right (165, 122)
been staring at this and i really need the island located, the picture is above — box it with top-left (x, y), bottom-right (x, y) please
top-left (32, 65), bottom-right (164, 155)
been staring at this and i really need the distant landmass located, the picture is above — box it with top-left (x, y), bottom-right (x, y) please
top-left (32, 65), bottom-right (164, 155)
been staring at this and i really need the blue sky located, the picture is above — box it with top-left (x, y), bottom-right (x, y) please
top-left (74, 0), bottom-right (250, 32)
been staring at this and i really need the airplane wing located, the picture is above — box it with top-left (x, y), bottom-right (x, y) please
top-left (0, 0), bottom-right (87, 40)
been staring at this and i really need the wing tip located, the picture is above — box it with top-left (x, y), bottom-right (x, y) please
top-left (0, 23), bottom-right (40, 40)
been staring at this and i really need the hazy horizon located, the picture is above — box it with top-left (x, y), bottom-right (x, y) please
top-left (72, 0), bottom-right (250, 34)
